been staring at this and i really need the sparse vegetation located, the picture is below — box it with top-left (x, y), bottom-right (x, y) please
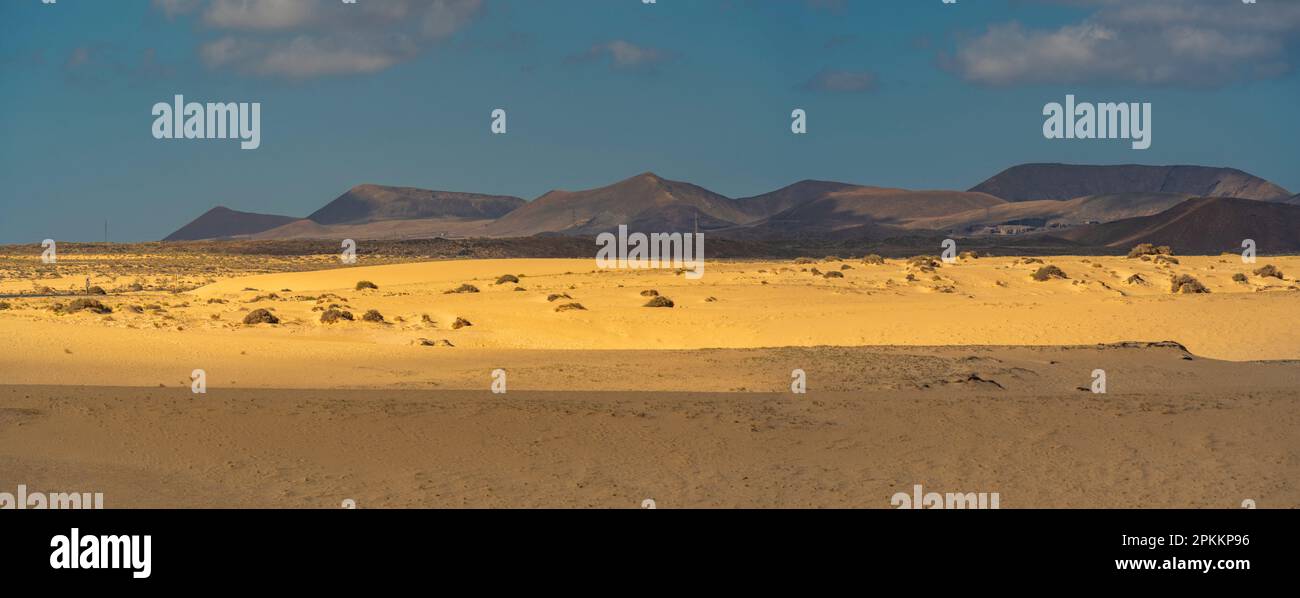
top-left (640, 290), bottom-right (659, 297)
top-left (555, 302), bottom-right (587, 312)
top-left (908, 255), bottom-right (941, 271)
top-left (495, 274), bottom-right (520, 285)
top-left (320, 308), bottom-right (354, 324)
top-left (547, 293), bottom-right (571, 302)
top-left (1254, 264), bottom-right (1283, 279)
top-left (445, 284), bottom-right (480, 294)
top-left (862, 254), bottom-right (885, 265)
top-left (644, 296), bottom-right (675, 308)
top-left (62, 298), bottom-right (112, 314)
top-left (793, 257), bottom-right (816, 265)
top-left (361, 309), bottom-right (385, 323)
top-left (1233, 273), bottom-right (1248, 283)
top-left (242, 309), bottom-right (279, 325)
top-left (823, 271), bottom-right (844, 279)
top-left (1170, 274), bottom-right (1209, 294)
top-left (452, 317), bottom-right (473, 329)
top-left (1128, 244), bottom-right (1173, 259)
top-left (1031, 265), bottom-right (1068, 281)
top-left (0, 301), bottom-right (10, 310)
top-left (355, 280), bottom-right (378, 290)
top-left (86, 286), bottom-right (107, 295)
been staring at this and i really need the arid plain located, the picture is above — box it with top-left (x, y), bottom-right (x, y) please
top-left (1, 250), bottom-right (1297, 507)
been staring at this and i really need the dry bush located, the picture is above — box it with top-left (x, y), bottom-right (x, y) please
top-left (320, 308), bottom-right (354, 324)
top-left (1254, 264), bottom-right (1283, 279)
top-left (242, 308), bottom-right (279, 325)
top-left (1128, 243), bottom-right (1173, 259)
top-left (361, 309), bottom-right (385, 323)
top-left (1170, 274), bottom-right (1209, 294)
top-left (355, 280), bottom-right (378, 291)
top-left (1031, 265), bottom-right (1067, 281)
top-left (643, 296), bottom-right (675, 308)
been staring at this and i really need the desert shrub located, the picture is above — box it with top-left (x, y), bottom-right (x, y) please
top-left (0, 301), bottom-right (10, 310)
top-left (86, 286), bottom-right (107, 295)
top-left (320, 308), bottom-right (354, 324)
top-left (127, 283), bottom-right (144, 292)
top-left (840, 264), bottom-right (852, 270)
top-left (959, 250), bottom-right (980, 260)
top-left (445, 284), bottom-right (480, 294)
top-left (1125, 274), bottom-right (1147, 285)
top-left (1233, 273), bottom-right (1248, 283)
top-left (1128, 243), bottom-right (1172, 259)
top-left (823, 271), bottom-right (844, 279)
top-left (547, 293), bottom-right (571, 302)
top-left (555, 303), bottom-right (587, 312)
top-left (1019, 257), bottom-right (1044, 265)
top-left (452, 317), bottom-right (473, 329)
top-left (495, 274), bottom-right (520, 285)
top-left (1170, 274), bottom-right (1209, 294)
top-left (908, 255), bottom-right (941, 270)
top-left (793, 257), bottom-right (816, 264)
top-left (242, 309), bottom-right (279, 325)
top-left (862, 254), bottom-right (885, 265)
top-left (64, 298), bottom-right (112, 314)
top-left (361, 309), bottom-right (385, 323)
top-left (207, 298), bottom-right (227, 304)
top-left (355, 280), bottom-right (378, 291)
top-left (643, 296), bottom-right (675, 308)
top-left (823, 255), bottom-right (841, 262)
top-left (640, 290), bottom-right (659, 297)
top-left (1031, 265), bottom-right (1068, 281)
top-left (1254, 264), bottom-right (1283, 279)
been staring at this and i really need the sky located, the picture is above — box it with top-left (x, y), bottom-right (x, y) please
top-left (1, 0), bottom-right (1298, 243)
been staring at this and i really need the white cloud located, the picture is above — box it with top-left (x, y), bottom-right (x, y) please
top-left (946, 0), bottom-right (1300, 87)
top-left (569, 40), bottom-right (668, 71)
top-left (157, 0), bottom-right (483, 79)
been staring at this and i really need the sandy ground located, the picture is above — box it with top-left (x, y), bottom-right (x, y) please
top-left (0, 254), bottom-right (1297, 507)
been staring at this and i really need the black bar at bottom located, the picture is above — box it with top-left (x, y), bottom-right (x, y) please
top-left (2, 509), bottom-right (1287, 589)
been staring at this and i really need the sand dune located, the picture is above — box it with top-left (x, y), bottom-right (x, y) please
top-left (1, 253), bottom-right (1296, 508)
top-left (1, 255), bottom-right (1296, 392)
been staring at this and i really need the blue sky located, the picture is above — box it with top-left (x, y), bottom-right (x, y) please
top-left (2, 0), bottom-right (1298, 242)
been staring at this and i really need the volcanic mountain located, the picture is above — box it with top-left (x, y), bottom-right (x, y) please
top-left (484, 172), bottom-right (753, 237)
top-left (723, 185), bottom-right (1006, 239)
top-left (907, 192), bottom-right (1196, 235)
top-left (307, 185), bottom-right (524, 225)
top-left (970, 164), bottom-right (1291, 202)
top-left (163, 206), bottom-right (299, 241)
top-left (1058, 197), bottom-right (1300, 253)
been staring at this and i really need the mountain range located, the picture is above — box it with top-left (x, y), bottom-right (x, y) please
top-left (163, 163), bottom-right (1299, 253)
